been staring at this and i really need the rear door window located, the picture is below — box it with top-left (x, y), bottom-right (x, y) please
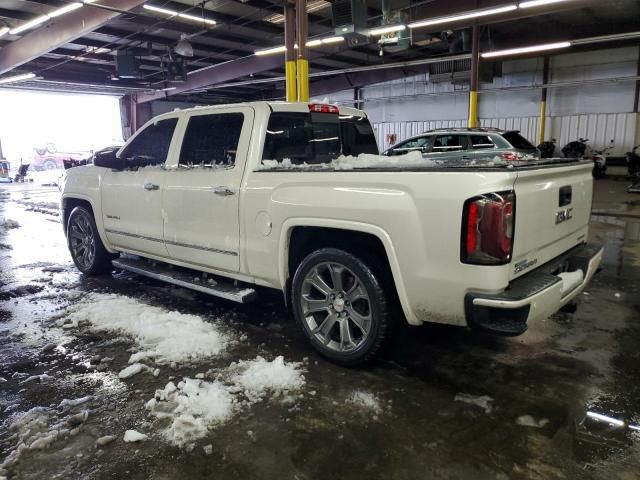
top-left (469, 135), bottom-right (495, 150)
top-left (432, 135), bottom-right (465, 152)
top-left (502, 131), bottom-right (535, 150)
top-left (179, 113), bottom-right (245, 166)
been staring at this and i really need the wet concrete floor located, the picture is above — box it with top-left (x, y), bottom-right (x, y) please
top-left (1, 181), bottom-right (640, 480)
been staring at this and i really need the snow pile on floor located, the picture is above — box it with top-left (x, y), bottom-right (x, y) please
top-left (1, 218), bottom-right (20, 229)
top-left (229, 355), bottom-right (306, 402)
top-left (0, 405), bottom-right (89, 473)
top-left (347, 390), bottom-right (383, 414)
top-left (454, 393), bottom-right (494, 414)
top-left (62, 293), bottom-right (231, 365)
top-left (256, 151), bottom-right (435, 171)
top-left (123, 430), bottom-right (148, 442)
top-left (557, 269), bottom-right (584, 296)
top-left (146, 379), bottom-right (236, 447)
top-left (145, 356), bottom-right (305, 448)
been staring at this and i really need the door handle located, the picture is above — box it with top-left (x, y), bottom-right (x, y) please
top-left (144, 182), bottom-right (159, 191)
top-left (461, 155), bottom-right (472, 160)
top-left (212, 185), bottom-right (234, 196)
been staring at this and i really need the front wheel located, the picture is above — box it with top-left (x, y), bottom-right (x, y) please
top-left (67, 206), bottom-right (115, 275)
top-left (291, 248), bottom-right (391, 366)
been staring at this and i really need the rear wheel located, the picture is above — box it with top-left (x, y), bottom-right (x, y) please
top-left (67, 206), bottom-right (115, 275)
top-left (291, 248), bottom-right (391, 366)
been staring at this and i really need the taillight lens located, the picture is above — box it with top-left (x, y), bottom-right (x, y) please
top-left (461, 191), bottom-right (515, 265)
top-left (308, 103), bottom-right (339, 114)
top-left (501, 152), bottom-right (523, 161)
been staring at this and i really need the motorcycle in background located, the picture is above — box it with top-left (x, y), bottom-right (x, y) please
top-left (561, 138), bottom-right (589, 159)
top-left (627, 144), bottom-right (640, 193)
top-left (537, 138), bottom-right (557, 158)
top-left (591, 140), bottom-right (614, 179)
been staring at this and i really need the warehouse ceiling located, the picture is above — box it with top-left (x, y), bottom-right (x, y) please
top-left (0, 0), bottom-right (638, 103)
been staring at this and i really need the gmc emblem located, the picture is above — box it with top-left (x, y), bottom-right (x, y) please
top-left (555, 207), bottom-right (574, 224)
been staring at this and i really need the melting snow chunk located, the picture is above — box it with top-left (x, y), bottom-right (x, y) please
top-left (123, 430), bottom-right (148, 442)
top-left (516, 415), bottom-right (549, 428)
top-left (557, 270), bottom-right (584, 296)
top-left (454, 394), bottom-right (494, 414)
top-left (118, 363), bottom-right (146, 379)
top-left (347, 390), bottom-right (383, 414)
top-left (230, 356), bottom-right (305, 402)
top-left (147, 379), bottom-right (236, 447)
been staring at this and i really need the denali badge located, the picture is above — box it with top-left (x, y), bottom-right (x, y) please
top-left (515, 258), bottom-right (538, 274)
top-left (555, 207), bottom-right (573, 225)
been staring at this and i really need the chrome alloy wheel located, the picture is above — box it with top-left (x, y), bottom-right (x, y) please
top-left (68, 212), bottom-right (96, 270)
top-left (300, 262), bottom-right (372, 353)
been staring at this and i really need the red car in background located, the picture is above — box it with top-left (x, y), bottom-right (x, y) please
top-left (32, 144), bottom-right (86, 171)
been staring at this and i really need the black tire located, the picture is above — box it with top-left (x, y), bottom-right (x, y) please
top-left (67, 206), bottom-right (115, 275)
top-left (42, 159), bottom-right (57, 170)
top-left (291, 248), bottom-right (391, 366)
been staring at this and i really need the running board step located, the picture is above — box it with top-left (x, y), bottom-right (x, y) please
top-left (112, 257), bottom-right (257, 304)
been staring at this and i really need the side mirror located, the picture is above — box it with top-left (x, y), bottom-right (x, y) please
top-left (94, 148), bottom-right (125, 170)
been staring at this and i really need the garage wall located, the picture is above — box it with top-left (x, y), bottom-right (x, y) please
top-left (339, 46), bottom-right (640, 153)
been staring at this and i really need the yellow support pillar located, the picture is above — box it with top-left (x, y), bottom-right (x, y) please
top-left (295, 0), bottom-right (309, 102)
top-left (539, 100), bottom-right (547, 145)
top-left (468, 90), bottom-right (479, 129)
top-left (296, 59), bottom-right (309, 102)
top-left (284, 4), bottom-right (297, 102)
top-left (539, 56), bottom-right (550, 144)
top-left (468, 25), bottom-right (479, 128)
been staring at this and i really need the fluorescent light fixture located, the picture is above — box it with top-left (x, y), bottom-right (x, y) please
top-left (630, 425), bottom-right (640, 431)
top-left (178, 12), bottom-right (216, 25)
top-left (519, 0), bottom-right (574, 7)
top-left (571, 31), bottom-right (640, 46)
top-left (409, 4), bottom-right (517, 29)
top-left (9, 1), bottom-right (95, 35)
top-left (0, 72), bottom-right (36, 85)
top-left (144, 5), bottom-right (216, 25)
top-left (0, 26), bottom-right (9, 38)
top-left (143, 5), bottom-right (177, 15)
top-left (320, 36), bottom-right (344, 44)
top-left (157, 86), bottom-right (177, 92)
top-left (586, 412), bottom-right (625, 427)
top-left (369, 24), bottom-right (406, 36)
top-left (306, 39), bottom-right (322, 47)
top-left (49, 2), bottom-right (83, 18)
top-left (482, 41), bottom-right (570, 58)
top-left (255, 45), bottom-right (287, 56)
top-left (10, 15), bottom-right (49, 34)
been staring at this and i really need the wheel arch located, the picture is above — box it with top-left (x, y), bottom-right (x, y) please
top-left (279, 219), bottom-right (416, 324)
top-left (61, 195), bottom-right (116, 253)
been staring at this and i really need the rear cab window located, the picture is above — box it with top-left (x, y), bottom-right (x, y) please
top-left (261, 111), bottom-right (378, 165)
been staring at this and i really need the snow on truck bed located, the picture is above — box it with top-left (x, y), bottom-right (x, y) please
top-left (256, 151), bottom-right (580, 171)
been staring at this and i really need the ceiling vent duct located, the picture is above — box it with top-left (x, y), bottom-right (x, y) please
top-left (116, 49), bottom-right (141, 79)
top-left (332, 0), bottom-right (368, 35)
top-left (376, 0), bottom-right (410, 52)
top-left (429, 57), bottom-right (497, 84)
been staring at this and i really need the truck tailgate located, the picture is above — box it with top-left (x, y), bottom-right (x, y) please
top-left (511, 161), bottom-right (593, 281)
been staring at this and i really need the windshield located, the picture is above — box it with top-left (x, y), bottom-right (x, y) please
top-left (262, 112), bottom-right (378, 165)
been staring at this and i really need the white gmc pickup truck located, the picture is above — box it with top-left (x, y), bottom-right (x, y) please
top-left (61, 101), bottom-right (603, 365)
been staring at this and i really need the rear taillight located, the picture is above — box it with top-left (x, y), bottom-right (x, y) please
top-left (461, 191), bottom-right (515, 265)
top-left (501, 152), bottom-right (523, 161)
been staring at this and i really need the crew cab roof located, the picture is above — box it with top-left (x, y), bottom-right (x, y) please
top-left (160, 101), bottom-right (367, 119)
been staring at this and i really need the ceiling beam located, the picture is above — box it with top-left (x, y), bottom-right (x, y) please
top-left (0, 0), bottom-right (147, 76)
